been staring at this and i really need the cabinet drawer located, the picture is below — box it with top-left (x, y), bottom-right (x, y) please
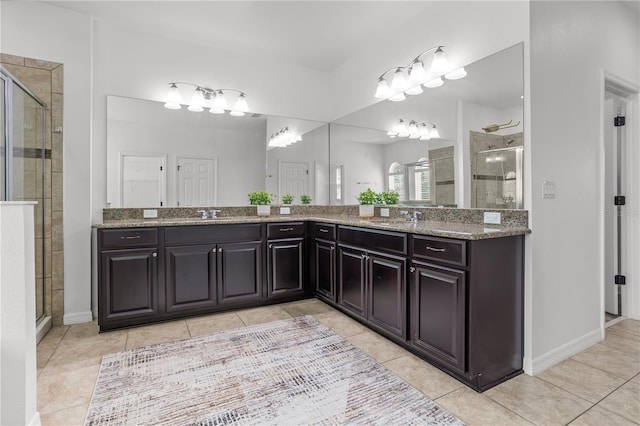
top-left (165, 224), bottom-right (262, 245)
top-left (338, 226), bottom-right (407, 255)
top-left (267, 222), bottom-right (305, 239)
top-left (100, 228), bottom-right (158, 249)
top-left (314, 223), bottom-right (336, 241)
top-left (412, 235), bottom-right (466, 267)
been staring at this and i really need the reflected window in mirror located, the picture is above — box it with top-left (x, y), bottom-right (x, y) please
top-left (388, 162), bottom-right (405, 200)
top-left (407, 158), bottom-right (432, 203)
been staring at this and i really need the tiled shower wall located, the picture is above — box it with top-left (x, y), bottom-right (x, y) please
top-left (1, 53), bottom-right (65, 325)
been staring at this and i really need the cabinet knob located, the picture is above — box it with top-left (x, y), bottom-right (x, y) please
top-left (409, 267), bottom-right (415, 273)
top-left (361, 253), bottom-right (366, 259)
top-left (212, 248), bottom-right (217, 253)
top-left (269, 244), bottom-right (273, 248)
top-left (219, 247), bottom-right (223, 253)
top-left (152, 252), bottom-right (157, 258)
top-left (330, 246), bottom-right (335, 250)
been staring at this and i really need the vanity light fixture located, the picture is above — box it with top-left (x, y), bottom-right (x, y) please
top-left (163, 82), bottom-right (250, 116)
top-left (387, 119), bottom-right (440, 140)
top-left (268, 127), bottom-right (302, 148)
top-left (374, 46), bottom-right (467, 102)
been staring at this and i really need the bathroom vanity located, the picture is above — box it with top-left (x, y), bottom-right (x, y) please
top-left (94, 212), bottom-right (527, 391)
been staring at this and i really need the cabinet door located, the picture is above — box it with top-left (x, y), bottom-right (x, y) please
top-left (315, 239), bottom-right (336, 301)
top-left (218, 241), bottom-right (263, 304)
top-left (268, 239), bottom-right (304, 297)
top-left (337, 245), bottom-right (367, 318)
top-left (367, 252), bottom-right (406, 338)
top-left (165, 245), bottom-right (217, 312)
top-left (100, 248), bottom-right (158, 322)
top-left (411, 263), bottom-right (466, 373)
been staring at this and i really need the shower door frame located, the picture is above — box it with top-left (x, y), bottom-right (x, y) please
top-left (472, 146), bottom-right (524, 210)
top-left (1, 66), bottom-right (47, 323)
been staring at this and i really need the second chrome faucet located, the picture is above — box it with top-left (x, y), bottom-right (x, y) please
top-left (399, 210), bottom-right (422, 222)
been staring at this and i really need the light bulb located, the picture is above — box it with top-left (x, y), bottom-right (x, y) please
top-left (389, 92), bottom-right (406, 102)
top-left (164, 83), bottom-right (182, 109)
top-left (212, 90), bottom-right (228, 110)
top-left (430, 125), bottom-right (440, 139)
top-left (234, 93), bottom-right (249, 112)
top-left (404, 85), bottom-right (423, 95)
top-left (374, 78), bottom-right (391, 99)
top-left (409, 61), bottom-right (428, 83)
top-left (444, 67), bottom-right (467, 80)
top-left (390, 68), bottom-right (408, 91)
top-left (430, 47), bottom-right (449, 75)
top-left (423, 77), bottom-right (444, 88)
top-left (188, 87), bottom-right (205, 112)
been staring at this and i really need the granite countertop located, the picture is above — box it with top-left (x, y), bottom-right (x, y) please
top-left (94, 214), bottom-right (530, 240)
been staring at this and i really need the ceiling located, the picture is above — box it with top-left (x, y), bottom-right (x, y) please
top-left (43, 1), bottom-right (431, 72)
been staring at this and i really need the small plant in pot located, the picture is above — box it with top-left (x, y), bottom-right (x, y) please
top-left (300, 194), bottom-right (312, 204)
top-left (281, 194), bottom-right (294, 205)
top-left (379, 190), bottom-right (399, 205)
top-left (248, 191), bottom-right (273, 216)
top-left (357, 188), bottom-right (378, 217)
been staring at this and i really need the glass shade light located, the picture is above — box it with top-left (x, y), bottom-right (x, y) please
top-left (404, 84), bottom-right (423, 95)
top-left (444, 67), bottom-right (467, 80)
top-left (212, 90), bottom-right (228, 110)
top-left (409, 61), bottom-right (428, 83)
top-left (386, 130), bottom-right (398, 136)
top-left (164, 83), bottom-right (182, 109)
top-left (375, 78), bottom-right (391, 99)
top-left (430, 47), bottom-right (449, 75)
top-left (234, 93), bottom-right (250, 112)
top-left (229, 110), bottom-right (245, 116)
top-left (389, 92), bottom-right (406, 102)
top-left (423, 77), bottom-right (444, 88)
top-left (390, 68), bottom-right (408, 91)
top-left (187, 87), bottom-right (205, 112)
top-left (408, 121), bottom-right (419, 138)
top-left (429, 124), bottom-right (440, 139)
top-left (419, 124), bottom-right (431, 140)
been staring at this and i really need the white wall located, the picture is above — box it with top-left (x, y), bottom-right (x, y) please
top-left (527, 1), bottom-right (639, 372)
top-left (328, 1), bottom-right (529, 121)
top-left (330, 139), bottom-right (385, 204)
top-left (1, 1), bottom-right (93, 324)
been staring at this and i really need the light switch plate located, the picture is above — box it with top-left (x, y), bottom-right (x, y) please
top-left (484, 211), bottom-right (501, 224)
top-left (143, 209), bottom-right (158, 218)
top-left (380, 208), bottom-right (390, 217)
top-left (279, 207), bottom-right (291, 215)
top-left (543, 180), bottom-right (556, 199)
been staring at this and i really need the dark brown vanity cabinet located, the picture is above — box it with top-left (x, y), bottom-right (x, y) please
top-left (409, 234), bottom-right (525, 391)
top-left (337, 226), bottom-right (407, 339)
top-left (314, 223), bottom-right (337, 301)
top-left (165, 225), bottom-right (263, 308)
top-left (98, 228), bottom-right (160, 328)
top-left (267, 222), bottom-right (306, 298)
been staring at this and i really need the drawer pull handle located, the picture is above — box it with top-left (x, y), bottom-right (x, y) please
top-left (121, 235), bottom-right (141, 240)
top-left (319, 229), bottom-right (329, 233)
top-left (426, 246), bottom-right (446, 252)
top-left (280, 227), bottom-right (294, 232)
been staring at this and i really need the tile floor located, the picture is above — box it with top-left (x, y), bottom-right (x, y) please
top-left (37, 299), bottom-right (640, 426)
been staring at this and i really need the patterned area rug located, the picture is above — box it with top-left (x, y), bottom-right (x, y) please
top-left (85, 316), bottom-right (464, 425)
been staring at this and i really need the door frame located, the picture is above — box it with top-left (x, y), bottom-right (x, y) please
top-left (599, 70), bottom-right (640, 326)
top-left (119, 152), bottom-right (167, 207)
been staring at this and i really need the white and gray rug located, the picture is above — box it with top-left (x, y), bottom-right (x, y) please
top-left (85, 316), bottom-right (464, 425)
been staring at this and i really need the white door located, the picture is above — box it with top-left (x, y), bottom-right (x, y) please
top-left (177, 157), bottom-right (216, 207)
top-left (121, 154), bottom-right (166, 207)
top-left (279, 161), bottom-right (308, 201)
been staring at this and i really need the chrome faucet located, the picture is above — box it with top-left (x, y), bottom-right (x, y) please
top-left (400, 210), bottom-right (422, 222)
top-left (197, 209), bottom-right (221, 219)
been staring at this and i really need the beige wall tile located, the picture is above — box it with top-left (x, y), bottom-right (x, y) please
top-left (52, 133), bottom-right (63, 172)
top-left (52, 289), bottom-right (64, 326)
top-left (51, 64), bottom-right (64, 94)
top-left (52, 172), bottom-right (63, 212)
top-left (35, 237), bottom-right (44, 278)
top-left (45, 237), bottom-right (52, 277)
top-left (0, 53), bottom-right (25, 65)
top-left (52, 211), bottom-right (63, 251)
top-left (24, 57), bottom-right (61, 71)
top-left (52, 93), bottom-right (63, 130)
top-left (44, 198), bottom-right (52, 238)
top-left (2, 64), bottom-right (52, 107)
top-left (52, 250), bottom-right (64, 290)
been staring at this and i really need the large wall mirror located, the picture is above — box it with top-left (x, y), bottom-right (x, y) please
top-left (106, 96), bottom-right (329, 207)
top-left (330, 42), bottom-right (524, 209)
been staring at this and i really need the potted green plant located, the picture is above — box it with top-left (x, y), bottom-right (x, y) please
top-left (379, 190), bottom-right (399, 205)
top-left (357, 188), bottom-right (377, 217)
top-left (248, 191), bottom-right (273, 216)
top-left (281, 194), bottom-right (294, 205)
top-left (300, 194), bottom-right (312, 204)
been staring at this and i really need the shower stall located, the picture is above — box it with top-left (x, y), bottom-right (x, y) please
top-left (472, 146), bottom-right (524, 209)
top-left (1, 66), bottom-right (47, 326)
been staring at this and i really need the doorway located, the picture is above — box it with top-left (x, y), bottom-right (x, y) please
top-left (603, 75), bottom-right (639, 324)
top-left (177, 157), bottom-right (217, 207)
top-left (279, 161), bottom-right (309, 203)
top-left (120, 153), bottom-right (166, 207)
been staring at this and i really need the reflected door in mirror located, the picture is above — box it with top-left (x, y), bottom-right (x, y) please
top-left (121, 154), bottom-right (166, 207)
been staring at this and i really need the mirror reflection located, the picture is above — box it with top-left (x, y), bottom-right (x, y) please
top-left (106, 96), bottom-right (328, 207)
top-left (331, 43), bottom-right (524, 208)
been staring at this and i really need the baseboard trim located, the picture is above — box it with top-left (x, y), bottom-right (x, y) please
top-left (63, 311), bottom-right (93, 325)
top-left (525, 328), bottom-right (603, 375)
